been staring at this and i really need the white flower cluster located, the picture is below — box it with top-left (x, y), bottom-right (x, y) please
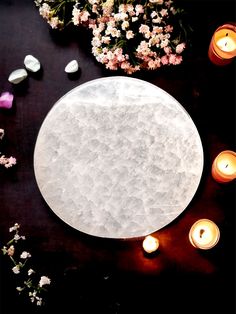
top-left (1, 223), bottom-right (51, 306)
top-left (35, 0), bottom-right (189, 74)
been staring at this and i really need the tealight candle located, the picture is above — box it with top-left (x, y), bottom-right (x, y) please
top-left (189, 219), bottom-right (220, 250)
top-left (208, 23), bottom-right (236, 65)
top-left (142, 235), bottom-right (159, 253)
top-left (211, 150), bottom-right (236, 183)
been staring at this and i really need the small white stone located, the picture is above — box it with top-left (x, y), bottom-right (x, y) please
top-left (8, 69), bottom-right (28, 84)
top-left (65, 60), bottom-right (79, 73)
top-left (24, 54), bottom-right (41, 72)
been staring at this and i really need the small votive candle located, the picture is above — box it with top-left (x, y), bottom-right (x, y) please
top-left (189, 219), bottom-right (220, 250)
top-left (142, 235), bottom-right (159, 253)
top-left (212, 150), bottom-right (236, 183)
top-left (208, 23), bottom-right (236, 65)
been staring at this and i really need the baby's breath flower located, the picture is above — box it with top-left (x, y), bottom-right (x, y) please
top-left (9, 223), bottom-right (20, 232)
top-left (35, 0), bottom-right (190, 73)
top-left (39, 276), bottom-right (51, 287)
top-left (28, 268), bottom-right (35, 276)
top-left (14, 234), bottom-right (21, 241)
top-left (20, 251), bottom-right (31, 259)
top-left (2, 223), bottom-right (51, 307)
top-left (36, 297), bottom-right (43, 306)
top-left (12, 265), bottom-right (20, 274)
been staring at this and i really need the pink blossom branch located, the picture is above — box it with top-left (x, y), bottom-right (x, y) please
top-left (0, 128), bottom-right (17, 168)
top-left (0, 155), bottom-right (17, 168)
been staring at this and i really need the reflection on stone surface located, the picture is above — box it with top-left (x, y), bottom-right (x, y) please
top-left (34, 77), bottom-right (203, 238)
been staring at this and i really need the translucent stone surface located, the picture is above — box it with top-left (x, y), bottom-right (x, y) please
top-left (34, 77), bottom-right (204, 238)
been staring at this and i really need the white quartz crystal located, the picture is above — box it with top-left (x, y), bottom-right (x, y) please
top-left (8, 68), bottom-right (28, 84)
top-left (34, 77), bottom-right (204, 239)
top-left (65, 60), bottom-right (79, 73)
top-left (24, 55), bottom-right (41, 72)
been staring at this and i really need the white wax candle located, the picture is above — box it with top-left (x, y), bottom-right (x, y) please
top-left (189, 219), bottom-right (220, 250)
top-left (143, 235), bottom-right (159, 253)
top-left (212, 150), bottom-right (236, 183)
top-left (208, 23), bottom-right (236, 65)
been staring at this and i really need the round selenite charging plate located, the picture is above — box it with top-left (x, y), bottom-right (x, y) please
top-left (34, 77), bottom-right (204, 239)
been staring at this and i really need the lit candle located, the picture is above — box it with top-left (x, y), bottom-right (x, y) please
top-left (189, 219), bottom-right (220, 250)
top-left (142, 235), bottom-right (159, 253)
top-left (212, 150), bottom-right (236, 183)
top-left (208, 23), bottom-right (236, 65)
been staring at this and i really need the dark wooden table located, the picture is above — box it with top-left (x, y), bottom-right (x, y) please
top-left (0, 0), bottom-right (235, 313)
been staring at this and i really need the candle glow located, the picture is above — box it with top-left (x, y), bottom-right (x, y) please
top-left (189, 219), bottom-right (220, 250)
top-left (208, 23), bottom-right (236, 65)
top-left (212, 150), bottom-right (236, 183)
top-left (142, 235), bottom-right (159, 253)
top-left (216, 36), bottom-right (236, 52)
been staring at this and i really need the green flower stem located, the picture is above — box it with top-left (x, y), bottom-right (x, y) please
top-left (9, 256), bottom-right (18, 266)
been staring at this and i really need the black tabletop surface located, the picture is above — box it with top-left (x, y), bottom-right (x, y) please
top-left (0, 0), bottom-right (235, 313)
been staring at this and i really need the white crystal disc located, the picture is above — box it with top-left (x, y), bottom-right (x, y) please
top-left (34, 77), bottom-right (203, 238)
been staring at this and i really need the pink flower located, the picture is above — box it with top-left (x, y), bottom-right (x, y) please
top-left (139, 24), bottom-right (150, 34)
top-left (176, 43), bottom-right (186, 54)
top-left (48, 17), bottom-right (62, 29)
top-left (169, 54), bottom-right (177, 64)
top-left (126, 30), bottom-right (134, 39)
top-left (161, 55), bottom-right (169, 65)
top-left (135, 4), bottom-right (144, 15)
top-left (174, 55), bottom-right (183, 64)
top-left (164, 46), bottom-right (172, 54)
top-left (160, 9), bottom-right (168, 17)
top-left (169, 54), bottom-right (183, 65)
top-left (165, 25), bottom-right (173, 33)
top-left (80, 11), bottom-right (90, 22)
top-left (39, 3), bottom-right (51, 20)
top-left (7, 245), bottom-right (15, 256)
top-left (0, 155), bottom-right (17, 168)
top-left (0, 92), bottom-right (14, 109)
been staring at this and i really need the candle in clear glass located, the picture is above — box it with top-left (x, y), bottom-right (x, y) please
top-left (208, 23), bottom-right (236, 65)
top-left (142, 235), bottom-right (159, 253)
top-left (189, 219), bottom-right (220, 250)
top-left (212, 150), bottom-right (236, 183)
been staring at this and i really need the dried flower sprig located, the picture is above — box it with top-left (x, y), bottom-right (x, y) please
top-left (1, 223), bottom-right (51, 306)
top-left (0, 128), bottom-right (17, 168)
top-left (34, 0), bottom-right (191, 74)
top-left (0, 155), bottom-right (17, 168)
top-left (88, 0), bottom-right (188, 73)
top-left (34, 0), bottom-right (77, 29)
